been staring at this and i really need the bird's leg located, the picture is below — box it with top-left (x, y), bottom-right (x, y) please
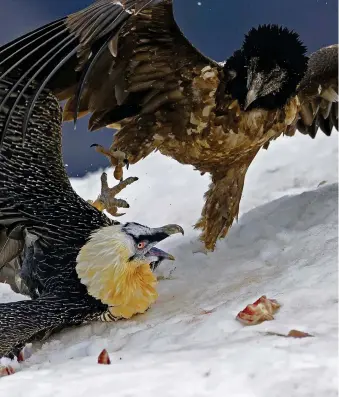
top-left (109, 122), bottom-right (158, 178)
top-left (195, 153), bottom-right (258, 251)
top-left (88, 172), bottom-right (138, 217)
top-left (90, 144), bottom-right (128, 181)
top-left (93, 120), bottom-right (160, 182)
top-left (195, 168), bottom-right (246, 251)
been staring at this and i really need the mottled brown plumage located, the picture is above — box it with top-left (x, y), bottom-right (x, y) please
top-left (0, 0), bottom-right (337, 250)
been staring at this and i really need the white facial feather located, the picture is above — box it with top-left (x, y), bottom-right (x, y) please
top-left (75, 224), bottom-right (158, 318)
top-left (76, 224), bottom-right (134, 272)
top-left (122, 222), bottom-right (154, 239)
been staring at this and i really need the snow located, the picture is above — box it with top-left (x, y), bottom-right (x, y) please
top-left (0, 132), bottom-right (338, 396)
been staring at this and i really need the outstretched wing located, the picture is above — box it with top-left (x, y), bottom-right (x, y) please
top-left (293, 44), bottom-right (338, 138)
top-left (0, 73), bottom-right (112, 249)
top-left (0, 0), bottom-right (219, 147)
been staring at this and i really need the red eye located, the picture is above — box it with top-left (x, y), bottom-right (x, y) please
top-left (138, 241), bottom-right (146, 249)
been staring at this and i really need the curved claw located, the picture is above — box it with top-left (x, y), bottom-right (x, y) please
top-left (113, 198), bottom-right (129, 209)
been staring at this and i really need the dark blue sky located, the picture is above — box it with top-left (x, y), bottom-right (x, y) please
top-left (1, 0), bottom-right (338, 176)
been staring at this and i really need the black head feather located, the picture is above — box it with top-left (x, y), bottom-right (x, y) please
top-left (224, 24), bottom-right (308, 110)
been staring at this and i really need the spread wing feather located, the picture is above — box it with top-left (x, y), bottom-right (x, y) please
top-left (0, 0), bottom-right (217, 148)
top-left (0, 0), bottom-right (336, 148)
top-left (294, 44), bottom-right (338, 138)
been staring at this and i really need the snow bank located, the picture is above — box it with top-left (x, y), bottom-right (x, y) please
top-left (0, 132), bottom-right (337, 397)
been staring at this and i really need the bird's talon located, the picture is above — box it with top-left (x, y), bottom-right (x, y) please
top-left (124, 176), bottom-right (138, 184)
top-left (114, 165), bottom-right (124, 181)
top-left (91, 143), bottom-right (131, 182)
top-left (88, 173), bottom-right (137, 218)
top-left (113, 198), bottom-right (130, 209)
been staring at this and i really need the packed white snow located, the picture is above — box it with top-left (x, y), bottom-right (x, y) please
top-left (0, 132), bottom-right (338, 397)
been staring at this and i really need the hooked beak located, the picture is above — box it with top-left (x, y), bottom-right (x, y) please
top-left (244, 73), bottom-right (262, 110)
top-left (244, 89), bottom-right (258, 110)
top-left (148, 224), bottom-right (184, 245)
top-left (147, 247), bottom-right (175, 261)
top-left (154, 224), bottom-right (184, 237)
top-left (145, 224), bottom-right (183, 263)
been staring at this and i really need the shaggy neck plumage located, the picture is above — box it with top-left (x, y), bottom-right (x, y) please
top-left (76, 225), bottom-right (158, 319)
top-left (223, 25), bottom-right (308, 110)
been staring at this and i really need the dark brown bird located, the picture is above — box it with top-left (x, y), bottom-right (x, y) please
top-left (0, 0), bottom-right (337, 251)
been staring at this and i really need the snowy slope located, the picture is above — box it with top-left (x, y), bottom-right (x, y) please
top-left (0, 132), bottom-right (338, 397)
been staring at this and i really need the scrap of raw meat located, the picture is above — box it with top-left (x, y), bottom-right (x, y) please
top-left (265, 329), bottom-right (314, 338)
top-left (236, 295), bottom-right (281, 325)
top-left (0, 365), bottom-right (15, 377)
top-left (287, 329), bottom-right (313, 338)
top-left (98, 349), bottom-right (111, 365)
top-left (0, 344), bottom-right (33, 377)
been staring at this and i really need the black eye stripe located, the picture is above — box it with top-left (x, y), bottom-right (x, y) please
top-left (126, 233), bottom-right (169, 245)
top-left (138, 233), bottom-right (168, 244)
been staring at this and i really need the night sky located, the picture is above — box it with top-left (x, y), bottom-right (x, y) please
top-left (1, 0), bottom-right (338, 176)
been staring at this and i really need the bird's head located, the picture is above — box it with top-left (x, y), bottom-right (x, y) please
top-left (76, 222), bottom-right (184, 319)
top-left (119, 221), bottom-right (183, 265)
top-left (223, 25), bottom-right (308, 110)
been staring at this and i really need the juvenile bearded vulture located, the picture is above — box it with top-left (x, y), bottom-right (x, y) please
top-left (0, 0), bottom-right (337, 251)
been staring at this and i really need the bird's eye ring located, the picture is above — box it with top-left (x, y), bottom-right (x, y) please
top-left (138, 241), bottom-right (147, 249)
